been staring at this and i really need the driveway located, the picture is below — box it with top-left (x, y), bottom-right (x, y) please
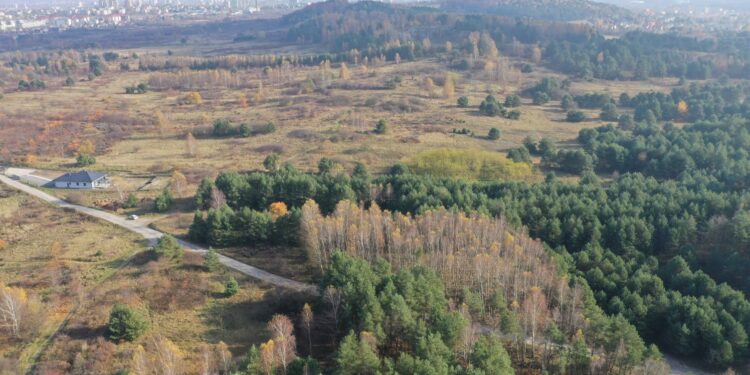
top-left (0, 173), bottom-right (315, 293)
top-left (4, 167), bottom-right (54, 187)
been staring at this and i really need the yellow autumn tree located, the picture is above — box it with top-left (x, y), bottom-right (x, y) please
top-left (339, 63), bottom-right (351, 80)
top-left (422, 77), bottom-right (436, 98)
top-left (185, 132), bottom-right (196, 157)
top-left (170, 170), bottom-right (188, 198)
top-left (260, 339), bottom-right (276, 375)
top-left (131, 345), bottom-right (149, 375)
top-left (152, 335), bottom-right (182, 375)
top-left (677, 100), bottom-right (689, 117)
top-left (238, 93), bottom-right (248, 108)
top-left (532, 46), bottom-right (543, 64)
top-left (269, 202), bottom-right (289, 220)
top-left (253, 81), bottom-right (265, 103)
top-left (188, 91), bottom-right (203, 105)
top-left (155, 111), bottom-right (169, 136)
top-left (77, 139), bottom-right (96, 156)
top-left (443, 74), bottom-right (455, 100)
top-left (25, 154), bottom-right (37, 166)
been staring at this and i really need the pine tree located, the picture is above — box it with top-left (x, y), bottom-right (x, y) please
top-left (224, 277), bottom-right (239, 297)
top-left (203, 247), bottom-right (221, 272)
top-left (470, 335), bottom-right (513, 374)
top-left (336, 331), bottom-right (381, 375)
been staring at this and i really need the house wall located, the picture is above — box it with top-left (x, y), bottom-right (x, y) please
top-left (54, 181), bottom-right (91, 189)
top-left (92, 178), bottom-right (110, 188)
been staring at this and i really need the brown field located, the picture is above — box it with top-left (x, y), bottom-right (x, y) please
top-left (0, 185), bottom-right (311, 373)
top-left (0, 35), bottom-right (688, 372)
top-left (3, 54), bottom-right (676, 178)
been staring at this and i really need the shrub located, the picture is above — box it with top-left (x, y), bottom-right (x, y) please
top-left (374, 120), bottom-right (387, 134)
top-left (123, 193), bottom-right (138, 209)
top-left (479, 95), bottom-right (505, 117)
top-left (384, 76), bottom-right (402, 89)
top-left (561, 94), bottom-right (575, 111)
top-left (506, 110), bottom-right (521, 120)
top-left (76, 154), bottom-right (96, 167)
top-left (264, 153), bottom-right (280, 171)
top-left (488, 128), bottom-right (501, 140)
top-left (18, 79), bottom-right (45, 91)
top-left (574, 93), bottom-right (612, 109)
top-left (618, 114), bottom-right (635, 130)
top-left (203, 248), bottom-right (221, 272)
top-left (600, 103), bottom-right (619, 122)
top-left (504, 95), bottom-right (521, 107)
top-left (407, 148), bottom-right (533, 181)
top-left (254, 122), bottom-right (277, 135)
top-left (523, 136), bottom-right (539, 155)
top-left (457, 96), bottom-right (469, 107)
top-left (507, 147), bottom-right (532, 164)
top-left (239, 123), bottom-right (251, 137)
top-left (566, 111), bottom-right (587, 123)
top-left (107, 304), bottom-right (147, 342)
top-left (224, 277), bottom-right (239, 297)
top-left (125, 83), bottom-right (148, 94)
top-left (154, 189), bottom-right (173, 212)
top-left (153, 234), bottom-right (183, 260)
top-left (212, 119), bottom-right (233, 137)
top-left (532, 92), bottom-right (550, 105)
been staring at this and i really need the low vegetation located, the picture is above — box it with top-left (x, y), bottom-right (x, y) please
top-left (406, 148), bottom-right (534, 181)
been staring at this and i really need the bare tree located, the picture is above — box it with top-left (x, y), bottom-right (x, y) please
top-left (268, 314), bottom-right (296, 374)
top-left (151, 335), bottom-right (183, 375)
top-left (185, 132), bottom-right (196, 157)
top-left (324, 286), bottom-right (341, 335)
top-left (0, 285), bottom-right (27, 338)
top-left (200, 344), bottom-right (215, 375)
top-left (209, 186), bottom-right (227, 209)
top-left (131, 345), bottom-right (150, 375)
top-left (215, 341), bottom-right (231, 374)
top-left (301, 303), bottom-right (314, 356)
top-left (170, 170), bottom-right (188, 199)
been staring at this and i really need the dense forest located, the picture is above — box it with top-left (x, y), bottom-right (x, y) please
top-left (282, 1), bottom-right (750, 81)
top-left (188, 109), bottom-right (750, 370)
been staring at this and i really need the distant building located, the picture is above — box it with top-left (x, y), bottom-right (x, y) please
top-left (52, 171), bottom-right (110, 189)
top-left (17, 18), bottom-right (47, 30)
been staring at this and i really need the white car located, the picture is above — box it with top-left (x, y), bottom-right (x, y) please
top-left (127, 214), bottom-right (139, 220)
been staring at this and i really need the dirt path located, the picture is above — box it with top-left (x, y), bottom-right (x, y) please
top-left (0, 173), bottom-right (315, 293)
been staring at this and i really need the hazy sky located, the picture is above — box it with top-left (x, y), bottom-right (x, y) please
top-left (3, 0), bottom-right (750, 11)
top-left (598, 0), bottom-right (750, 11)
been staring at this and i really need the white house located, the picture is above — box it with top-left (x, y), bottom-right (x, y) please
top-left (52, 171), bottom-right (110, 189)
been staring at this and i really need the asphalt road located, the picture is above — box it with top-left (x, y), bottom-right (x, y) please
top-left (0, 173), bottom-right (315, 293)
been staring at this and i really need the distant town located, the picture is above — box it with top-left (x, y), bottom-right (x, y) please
top-left (0, 0), bottom-right (320, 34)
top-left (0, 0), bottom-right (748, 37)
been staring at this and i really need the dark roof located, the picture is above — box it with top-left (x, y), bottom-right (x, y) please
top-left (53, 171), bottom-right (107, 183)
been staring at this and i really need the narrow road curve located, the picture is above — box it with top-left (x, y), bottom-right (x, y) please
top-left (0, 174), bottom-right (316, 293)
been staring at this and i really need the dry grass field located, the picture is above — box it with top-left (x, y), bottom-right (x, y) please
top-left (0, 185), bottom-right (310, 373)
top-left (0, 35), bottom-right (688, 372)
top-left (0, 47), bottom-right (680, 250)
top-left (3, 54), bottom-right (674, 178)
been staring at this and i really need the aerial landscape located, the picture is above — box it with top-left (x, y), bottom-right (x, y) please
top-left (1, 0), bottom-right (750, 374)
